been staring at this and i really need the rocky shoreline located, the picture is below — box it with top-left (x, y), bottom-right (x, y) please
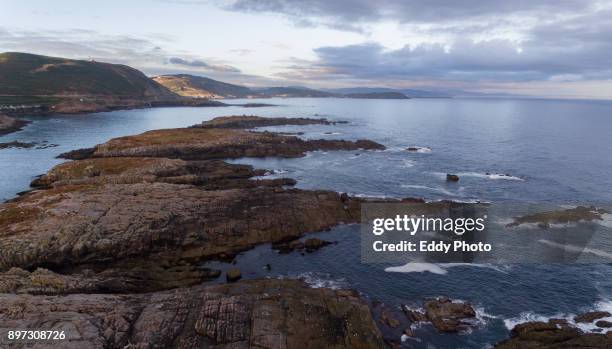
top-left (1, 115), bottom-right (610, 348)
top-left (0, 114), bottom-right (29, 136)
top-left (0, 115), bottom-right (400, 348)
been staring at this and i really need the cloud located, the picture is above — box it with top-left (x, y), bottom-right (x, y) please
top-left (168, 57), bottom-right (209, 67)
top-left (225, 0), bottom-right (595, 31)
top-left (272, 4), bottom-right (612, 90)
top-left (0, 27), bottom-right (243, 77)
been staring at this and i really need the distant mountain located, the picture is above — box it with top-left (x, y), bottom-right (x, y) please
top-left (254, 86), bottom-right (335, 98)
top-left (0, 52), bottom-right (220, 115)
top-left (345, 92), bottom-right (409, 99)
top-left (326, 87), bottom-right (449, 98)
top-left (152, 74), bottom-right (251, 98)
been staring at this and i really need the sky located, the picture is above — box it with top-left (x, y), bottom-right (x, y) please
top-left (1, 0), bottom-right (612, 99)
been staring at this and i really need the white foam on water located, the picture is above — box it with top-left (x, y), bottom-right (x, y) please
top-left (400, 184), bottom-right (458, 197)
top-left (402, 159), bottom-right (416, 168)
top-left (406, 146), bottom-right (432, 153)
top-left (598, 213), bottom-right (612, 228)
top-left (321, 132), bottom-right (342, 136)
top-left (384, 262), bottom-right (510, 275)
top-left (537, 239), bottom-right (612, 261)
top-left (385, 262), bottom-right (449, 275)
top-left (296, 272), bottom-right (349, 290)
top-left (457, 172), bottom-right (524, 181)
top-left (503, 298), bottom-right (612, 333)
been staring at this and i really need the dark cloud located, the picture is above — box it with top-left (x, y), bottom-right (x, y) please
top-left (168, 57), bottom-right (209, 67)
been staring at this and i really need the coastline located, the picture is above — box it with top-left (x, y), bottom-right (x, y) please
top-left (0, 114), bottom-right (610, 348)
top-left (0, 114), bottom-right (30, 136)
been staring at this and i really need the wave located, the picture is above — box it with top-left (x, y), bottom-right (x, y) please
top-left (400, 184), bottom-right (460, 197)
top-left (406, 146), bottom-right (432, 153)
top-left (457, 172), bottom-right (524, 181)
top-left (402, 159), bottom-right (416, 168)
top-left (537, 239), bottom-right (612, 261)
top-left (321, 132), bottom-right (342, 136)
top-left (384, 262), bottom-right (510, 275)
top-left (293, 272), bottom-right (349, 290)
top-left (503, 299), bottom-right (612, 333)
top-left (598, 213), bottom-right (612, 228)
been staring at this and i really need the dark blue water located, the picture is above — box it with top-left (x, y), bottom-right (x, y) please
top-left (2, 98), bottom-right (612, 348)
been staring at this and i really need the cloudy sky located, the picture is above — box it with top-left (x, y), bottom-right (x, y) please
top-left (1, 0), bottom-right (612, 99)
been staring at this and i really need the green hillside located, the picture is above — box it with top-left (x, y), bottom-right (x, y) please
top-left (0, 52), bottom-right (177, 99)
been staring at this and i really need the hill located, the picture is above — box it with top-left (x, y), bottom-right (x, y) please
top-left (0, 52), bottom-right (220, 114)
top-left (152, 74), bottom-right (251, 98)
top-left (327, 87), bottom-right (448, 98)
top-left (255, 86), bottom-right (335, 98)
top-left (345, 92), bottom-right (409, 99)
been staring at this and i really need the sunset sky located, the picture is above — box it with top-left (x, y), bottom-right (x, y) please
top-left (1, 0), bottom-right (612, 99)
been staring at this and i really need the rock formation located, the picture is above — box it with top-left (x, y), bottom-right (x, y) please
top-left (0, 279), bottom-right (385, 348)
top-left (0, 116), bottom-right (396, 348)
top-left (495, 319), bottom-right (612, 348)
top-left (0, 114), bottom-right (29, 135)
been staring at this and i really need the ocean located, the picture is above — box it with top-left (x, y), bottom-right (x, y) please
top-left (1, 97), bottom-right (611, 348)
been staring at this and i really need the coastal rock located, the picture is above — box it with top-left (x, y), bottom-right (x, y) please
top-left (0, 279), bottom-right (386, 349)
top-left (0, 265), bottom-right (221, 295)
top-left (446, 174), bottom-right (460, 182)
top-left (192, 115), bottom-right (345, 129)
top-left (380, 308), bottom-right (401, 328)
top-left (31, 157), bottom-right (294, 190)
top-left (0, 140), bottom-right (37, 149)
top-left (226, 268), bottom-right (242, 282)
top-left (507, 206), bottom-right (610, 228)
top-left (0, 114), bottom-right (29, 135)
top-left (575, 311), bottom-right (611, 323)
top-left (596, 320), bottom-right (612, 328)
top-left (495, 319), bottom-right (612, 348)
top-left (423, 297), bottom-right (476, 332)
top-left (402, 306), bottom-right (428, 322)
top-left (304, 238), bottom-right (333, 252)
top-left (59, 127), bottom-right (385, 160)
top-left (0, 183), bottom-right (364, 276)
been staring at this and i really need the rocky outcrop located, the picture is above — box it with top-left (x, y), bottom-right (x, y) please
top-left (30, 157), bottom-right (295, 190)
top-left (495, 319), bottom-right (612, 348)
top-left (192, 115), bottom-right (346, 129)
top-left (0, 183), bottom-right (364, 277)
top-left (446, 174), bottom-right (460, 182)
top-left (0, 116), bottom-right (445, 348)
top-left (507, 206), bottom-right (609, 228)
top-left (0, 116), bottom-right (392, 292)
top-left (574, 311), bottom-right (611, 323)
top-left (0, 279), bottom-right (386, 349)
top-left (402, 297), bottom-right (477, 333)
top-left (59, 127), bottom-right (385, 161)
top-left (0, 114), bottom-right (29, 135)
